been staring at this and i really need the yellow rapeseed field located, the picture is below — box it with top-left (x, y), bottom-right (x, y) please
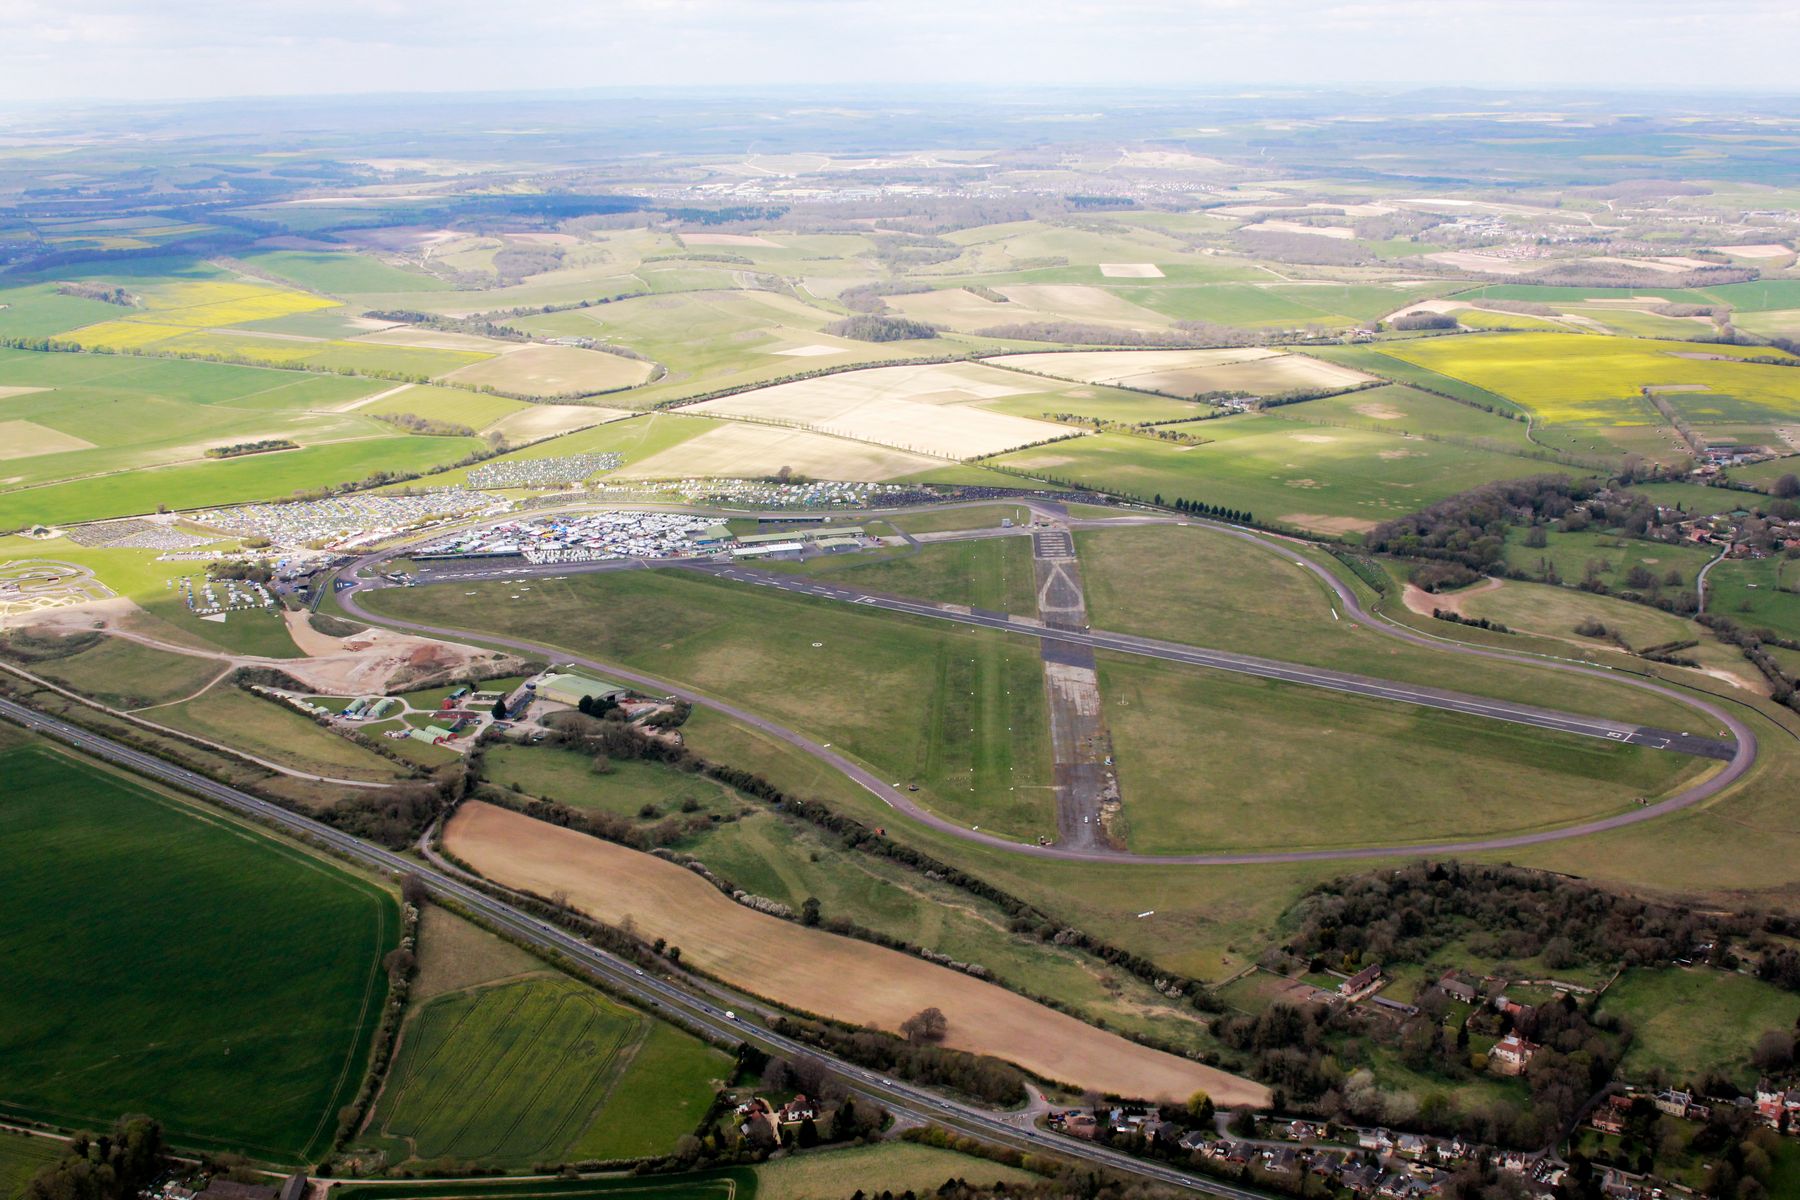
top-left (65, 280), bottom-right (337, 350)
top-left (1389, 332), bottom-right (1800, 425)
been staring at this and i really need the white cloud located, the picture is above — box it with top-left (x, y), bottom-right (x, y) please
top-left (0, 0), bottom-right (1797, 100)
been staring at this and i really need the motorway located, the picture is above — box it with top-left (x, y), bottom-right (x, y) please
top-left (346, 506), bottom-right (1759, 866)
top-left (0, 694), bottom-right (1260, 1197)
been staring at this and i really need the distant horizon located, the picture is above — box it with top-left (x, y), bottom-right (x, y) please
top-left (7, 0), bottom-right (1800, 105)
top-left (9, 80), bottom-right (1800, 112)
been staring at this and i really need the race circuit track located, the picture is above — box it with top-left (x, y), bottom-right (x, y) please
top-left (340, 504), bottom-right (1759, 866)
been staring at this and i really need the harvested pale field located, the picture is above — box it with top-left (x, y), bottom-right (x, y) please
top-left (0, 386), bottom-right (51, 400)
top-left (1245, 220), bottom-right (1356, 239)
top-left (1709, 244), bottom-right (1792, 258)
top-left (486, 404), bottom-right (631, 443)
top-left (1424, 251), bottom-right (1546, 276)
top-left (1213, 202), bottom-right (1395, 218)
top-left (1099, 263), bottom-right (1164, 278)
top-left (0, 420), bottom-right (96, 459)
top-left (682, 362), bottom-right (1067, 458)
top-left (353, 326), bottom-right (518, 352)
top-left (613, 421), bottom-right (942, 481)
top-left (888, 284), bottom-right (1169, 333)
top-left (440, 345), bottom-right (656, 397)
top-left (445, 801), bottom-right (1268, 1104)
top-left (681, 232), bottom-right (781, 247)
top-left (999, 348), bottom-right (1279, 386)
top-left (998, 348), bottom-right (1370, 397)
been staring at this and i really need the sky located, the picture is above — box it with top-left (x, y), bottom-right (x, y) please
top-left (3, 0), bottom-right (1799, 103)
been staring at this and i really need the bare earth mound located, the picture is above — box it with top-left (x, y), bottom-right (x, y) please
top-left (445, 801), bottom-right (1268, 1104)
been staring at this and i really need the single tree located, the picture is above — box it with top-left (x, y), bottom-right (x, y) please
top-left (900, 1006), bottom-right (948, 1044)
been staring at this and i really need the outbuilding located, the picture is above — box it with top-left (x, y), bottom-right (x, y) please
top-left (536, 672), bottom-right (630, 707)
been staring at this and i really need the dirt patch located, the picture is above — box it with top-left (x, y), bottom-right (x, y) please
top-left (444, 801), bottom-right (1268, 1105)
top-left (282, 609), bottom-right (361, 657)
top-left (1289, 433), bottom-right (1338, 444)
top-left (1402, 576), bottom-right (1501, 618)
top-left (1378, 449), bottom-right (1423, 460)
top-left (769, 345), bottom-right (845, 357)
top-left (1353, 402), bottom-right (1405, 420)
top-left (1098, 263), bottom-right (1164, 278)
top-left (1280, 512), bottom-right (1379, 535)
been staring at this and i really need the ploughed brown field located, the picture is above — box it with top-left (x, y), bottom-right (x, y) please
top-left (445, 801), bottom-right (1269, 1104)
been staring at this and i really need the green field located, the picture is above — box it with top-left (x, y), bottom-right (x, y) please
top-left (0, 1136), bottom-right (62, 1200)
top-left (365, 976), bottom-right (726, 1167)
top-left (332, 1170), bottom-right (754, 1200)
top-left (1456, 578), bottom-right (1697, 650)
top-left (0, 348), bottom-right (386, 489)
top-left (0, 742), bottom-right (397, 1160)
top-left (29, 635), bottom-right (226, 708)
top-left (241, 250), bottom-right (453, 295)
top-left (0, 432), bottom-right (480, 530)
top-left (1101, 655), bottom-right (1700, 854)
top-left (1706, 556), bottom-right (1800, 640)
top-left (757, 537), bottom-right (1038, 615)
top-left (362, 569), bottom-right (1058, 840)
top-left (992, 415), bottom-right (1560, 534)
top-left (1269, 382), bottom-right (1538, 454)
top-left (756, 1142), bottom-right (1035, 1199)
top-left (1073, 523), bottom-right (1706, 730)
top-left (1600, 967), bottom-right (1800, 1089)
top-left (881, 503), bottom-right (1031, 534)
top-left (152, 686), bottom-right (408, 781)
top-left (483, 745), bottom-right (744, 823)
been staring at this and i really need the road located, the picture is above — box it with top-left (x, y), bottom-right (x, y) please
top-left (0, 695), bottom-right (1254, 1197)
top-left (345, 508), bottom-right (1758, 866)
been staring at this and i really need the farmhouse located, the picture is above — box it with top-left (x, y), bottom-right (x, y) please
top-left (1340, 963), bottom-right (1383, 998)
top-left (535, 673), bottom-right (630, 707)
top-left (1490, 1033), bottom-right (1539, 1075)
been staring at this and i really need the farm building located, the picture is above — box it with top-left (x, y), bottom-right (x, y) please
top-left (731, 541), bottom-right (804, 558)
top-left (536, 672), bottom-right (630, 707)
top-left (735, 526), bottom-right (863, 546)
top-left (409, 724), bottom-right (455, 745)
